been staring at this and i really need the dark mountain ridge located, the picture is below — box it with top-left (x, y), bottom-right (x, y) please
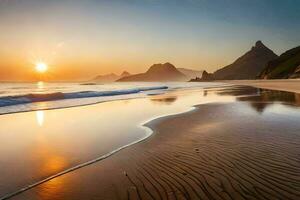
top-left (213, 41), bottom-right (278, 80)
top-left (259, 45), bottom-right (300, 79)
top-left (117, 62), bottom-right (187, 82)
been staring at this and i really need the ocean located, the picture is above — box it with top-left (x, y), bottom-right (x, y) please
top-left (0, 82), bottom-right (227, 115)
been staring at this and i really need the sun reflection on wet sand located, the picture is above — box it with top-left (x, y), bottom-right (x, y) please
top-left (44, 155), bottom-right (67, 173)
top-left (38, 171), bottom-right (66, 200)
top-left (36, 110), bottom-right (44, 126)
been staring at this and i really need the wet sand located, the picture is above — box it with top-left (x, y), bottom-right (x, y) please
top-left (228, 79), bottom-right (300, 93)
top-left (9, 86), bottom-right (300, 200)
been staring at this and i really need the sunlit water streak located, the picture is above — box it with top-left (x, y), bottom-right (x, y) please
top-left (36, 111), bottom-right (44, 126)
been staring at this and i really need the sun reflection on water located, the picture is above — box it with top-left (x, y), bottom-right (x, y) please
top-left (37, 81), bottom-right (44, 89)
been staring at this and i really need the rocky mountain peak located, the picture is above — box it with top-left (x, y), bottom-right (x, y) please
top-left (147, 62), bottom-right (177, 73)
top-left (120, 71), bottom-right (130, 77)
top-left (252, 40), bottom-right (268, 51)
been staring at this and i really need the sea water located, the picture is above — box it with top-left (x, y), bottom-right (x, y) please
top-left (0, 82), bottom-right (227, 115)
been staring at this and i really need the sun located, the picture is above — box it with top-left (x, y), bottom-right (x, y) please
top-left (35, 62), bottom-right (48, 73)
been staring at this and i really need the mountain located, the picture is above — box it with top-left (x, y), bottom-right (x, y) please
top-left (120, 71), bottom-right (131, 78)
top-left (177, 68), bottom-right (203, 79)
top-left (259, 46), bottom-right (300, 79)
top-left (92, 73), bottom-right (119, 82)
top-left (117, 62), bottom-right (187, 82)
top-left (92, 71), bottom-right (131, 82)
top-left (213, 41), bottom-right (278, 80)
top-left (189, 70), bottom-right (214, 82)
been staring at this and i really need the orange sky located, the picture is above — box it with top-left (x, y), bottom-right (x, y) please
top-left (0, 0), bottom-right (299, 81)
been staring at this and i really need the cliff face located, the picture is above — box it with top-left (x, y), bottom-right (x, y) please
top-left (214, 41), bottom-right (278, 80)
top-left (117, 63), bottom-right (187, 82)
top-left (259, 46), bottom-right (300, 79)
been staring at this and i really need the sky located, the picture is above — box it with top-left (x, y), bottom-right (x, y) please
top-left (0, 0), bottom-right (299, 81)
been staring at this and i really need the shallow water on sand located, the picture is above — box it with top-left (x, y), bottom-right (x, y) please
top-left (1, 86), bottom-right (300, 199)
top-left (0, 86), bottom-right (235, 199)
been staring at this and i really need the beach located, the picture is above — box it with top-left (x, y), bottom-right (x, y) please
top-left (1, 83), bottom-right (298, 200)
top-left (1, 1), bottom-right (299, 199)
top-left (228, 79), bottom-right (300, 93)
top-left (0, 84), bottom-right (233, 199)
